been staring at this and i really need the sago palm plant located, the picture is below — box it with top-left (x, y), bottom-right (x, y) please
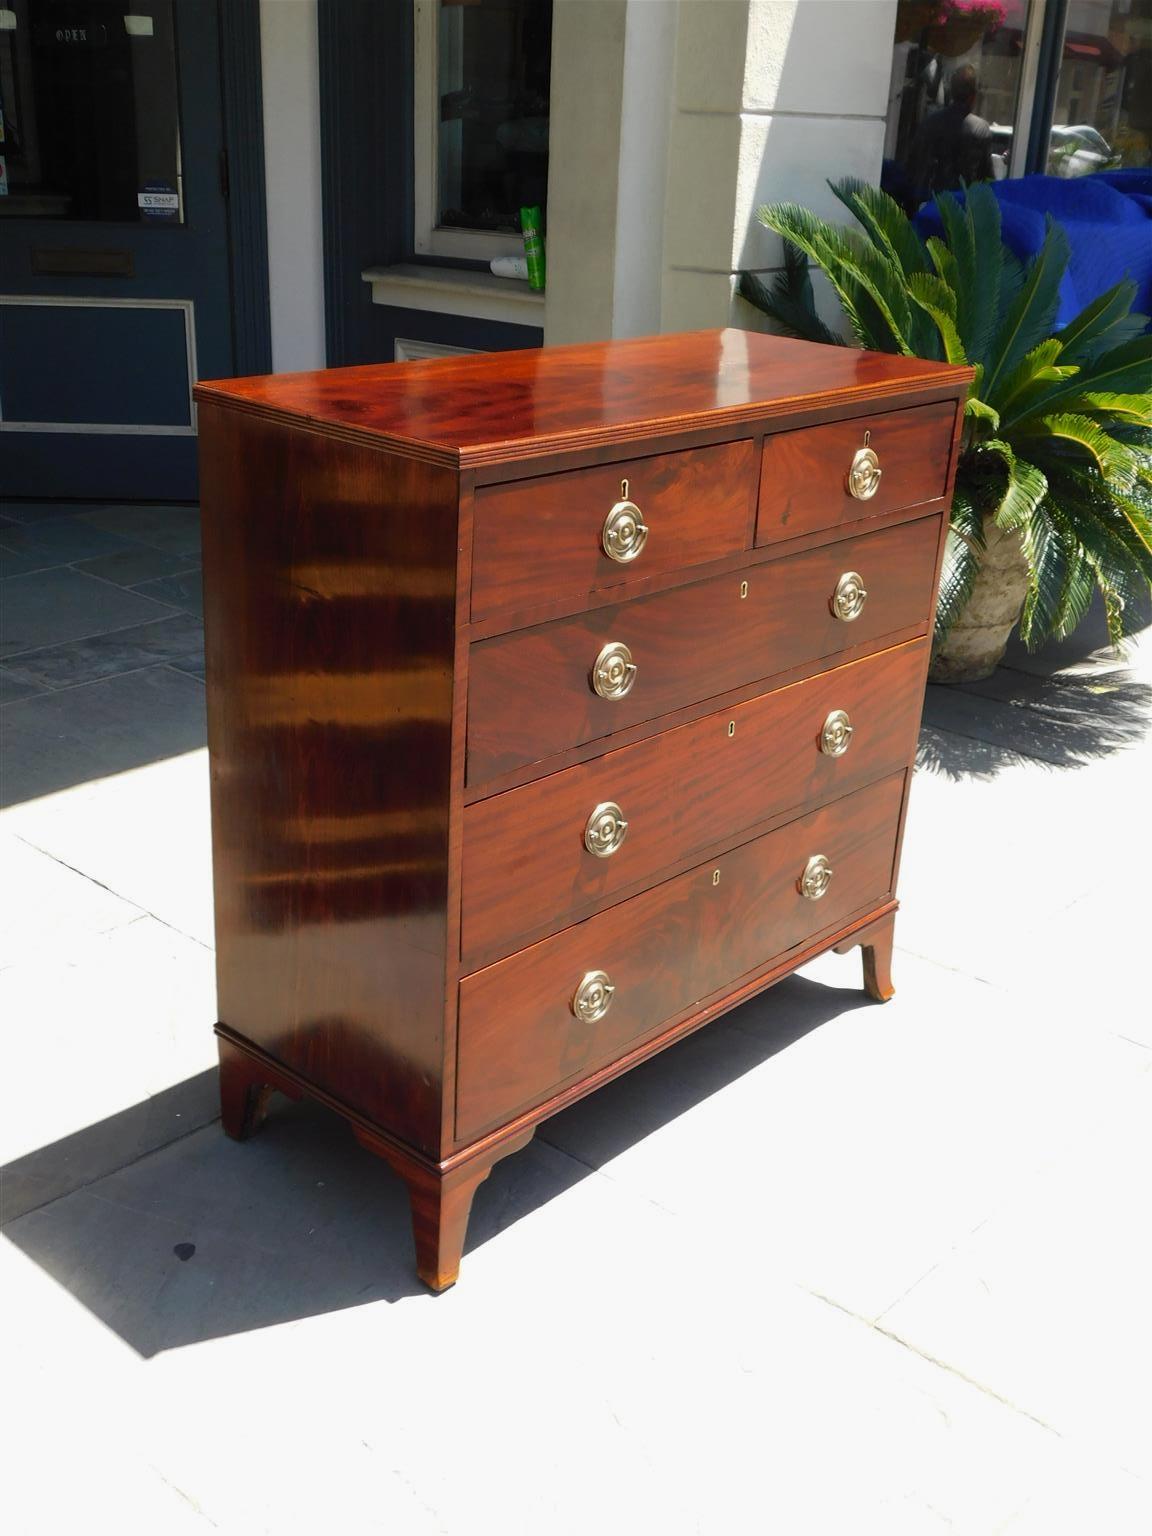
top-left (741, 180), bottom-right (1152, 680)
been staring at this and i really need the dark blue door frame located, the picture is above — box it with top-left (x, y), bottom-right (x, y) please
top-left (0, 0), bottom-right (270, 502)
top-left (317, 0), bottom-right (542, 368)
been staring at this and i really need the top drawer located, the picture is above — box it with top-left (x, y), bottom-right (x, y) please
top-left (757, 401), bottom-right (956, 547)
top-left (470, 440), bottom-right (755, 618)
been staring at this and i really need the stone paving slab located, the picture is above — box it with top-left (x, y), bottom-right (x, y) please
top-left (3, 748), bottom-right (214, 945)
top-left (881, 1067), bottom-right (1152, 1478)
top-left (0, 666), bottom-right (206, 807)
top-left (0, 567), bottom-right (177, 659)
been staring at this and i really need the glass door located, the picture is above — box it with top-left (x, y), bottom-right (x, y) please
top-left (0, 0), bottom-right (232, 500)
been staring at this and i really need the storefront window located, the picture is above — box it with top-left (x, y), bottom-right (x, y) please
top-left (0, 1), bottom-right (182, 222)
top-left (414, 0), bottom-right (551, 258)
top-left (883, 0), bottom-right (1034, 210)
top-left (1046, 0), bottom-right (1151, 174)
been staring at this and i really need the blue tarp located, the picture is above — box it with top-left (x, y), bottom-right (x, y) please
top-left (915, 172), bottom-right (1152, 327)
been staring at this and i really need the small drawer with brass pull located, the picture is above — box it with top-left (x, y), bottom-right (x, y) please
top-left (591, 640), bottom-right (637, 700)
top-left (799, 853), bottom-right (833, 900)
top-left (756, 400), bottom-right (956, 547)
top-left (470, 440), bottom-right (754, 619)
top-left (820, 709), bottom-right (854, 757)
top-left (847, 432), bottom-right (882, 501)
top-left (601, 482), bottom-right (649, 564)
top-left (572, 970), bottom-right (615, 1023)
top-left (584, 801), bottom-right (629, 858)
top-left (831, 570), bottom-right (867, 622)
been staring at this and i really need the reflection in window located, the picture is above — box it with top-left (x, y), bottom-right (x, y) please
top-left (0, 0), bottom-right (182, 222)
top-left (1047, 0), bottom-right (1152, 174)
top-left (883, 0), bottom-right (1033, 211)
top-left (434, 0), bottom-right (551, 235)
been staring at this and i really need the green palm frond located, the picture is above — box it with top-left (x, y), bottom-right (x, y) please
top-left (906, 272), bottom-right (967, 364)
top-left (742, 180), bottom-right (1152, 661)
top-left (830, 178), bottom-right (931, 279)
top-left (983, 218), bottom-right (1070, 400)
top-left (756, 202), bottom-right (922, 355)
top-left (1017, 504), bottom-right (1072, 648)
top-left (1056, 279), bottom-right (1149, 365)
top-left (991, 339), bottom-right (1077, 421)
top-left (737, 246), bottom-right (843, 347)
top-left (1039, 333), bottom-right (1152, 409)
top-left (934, 485), bottom-right (983, 650)
top-left (975, 440), bottom-right (1048, 530)
top-left (1017, 412), bottom-right (1139, 489)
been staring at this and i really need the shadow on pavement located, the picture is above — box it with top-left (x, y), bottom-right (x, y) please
top-left (917, 666), bottom-right (1152, 780)
top-left (0, 971), bottom-right (873, 1356)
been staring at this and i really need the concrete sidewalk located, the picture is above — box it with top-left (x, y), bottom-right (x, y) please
top-left (2, 502), bottom-right (1150, 1533)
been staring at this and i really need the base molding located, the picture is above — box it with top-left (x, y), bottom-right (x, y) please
top-left (215, 898), bottom-right (898, 1288)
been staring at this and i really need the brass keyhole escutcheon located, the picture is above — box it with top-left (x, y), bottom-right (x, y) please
top-left (820, 709), bottom-right (854, 757)
top-left (602, 478), bottom-right (649, 564)
top-left (591, 640), bottom-right (637, 700)
top-left (584, 801), bottom-right (629, 858)
top-left (572, 969), bottom-right (615, 1023)
top-left (831, 571), bottom-right (868, 622)
top-left (799, 854), bottom-right (833, 901)
top-left (847, 430), bottom-right (882, 501)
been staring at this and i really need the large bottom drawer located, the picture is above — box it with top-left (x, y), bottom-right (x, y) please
top-left (456, 772), bottom-right (906, 1139)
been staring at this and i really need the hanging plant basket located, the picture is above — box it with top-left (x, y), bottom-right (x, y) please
top-left (894, 1), bottom-right (945, 43)
top-left (906, 0), bottom-right (1006, 52)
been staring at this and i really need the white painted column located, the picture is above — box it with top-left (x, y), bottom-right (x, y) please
top-left (259, 0), bottom-right (326, 372)
top-left (661, 0), bottom-right (899, 332)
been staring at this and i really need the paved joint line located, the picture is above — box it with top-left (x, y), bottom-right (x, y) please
top-left (1, 1112), bottom-right (215, 1230)
top-left (9, 834), bottom-right (214, 953)
top-left (921, 719), bottom-right (1072, 770)
top-left (1, 655), bottom-right (204, 701)
top-left (801, 1284), bottom-right (1063, 1436)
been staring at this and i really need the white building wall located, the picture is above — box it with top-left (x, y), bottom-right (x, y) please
top-left (661, 0), bottom-right (899, 331)
top-left (545, 0), bottom-right (898, 344)
top-left (260, 0), bottom-right (327, 372)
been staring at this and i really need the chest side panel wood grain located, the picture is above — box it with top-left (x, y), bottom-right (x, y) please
top-left (199, 402), bottom-right (460, 1156)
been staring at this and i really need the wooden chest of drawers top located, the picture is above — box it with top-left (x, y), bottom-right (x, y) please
top-left (197, 329), bottom-right (970, 1290)
top-left (197, 327), bottom-right (968, 471)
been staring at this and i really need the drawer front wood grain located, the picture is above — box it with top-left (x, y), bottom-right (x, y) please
top-left (466, 514), bottom-right (940, 786)
top-left (470, 439), bottom-right (755, 618)
top-left (756, 401), bottom-right (955, 546)
top-left (457, 772), bottom-right (906, 1139)
top-left (460, 639), bottom-right (926, 967)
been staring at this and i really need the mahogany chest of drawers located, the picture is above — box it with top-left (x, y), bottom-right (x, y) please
top-left (196, 329), bottom-right (970, 1289)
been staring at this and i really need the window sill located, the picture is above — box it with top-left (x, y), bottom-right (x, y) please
top-left (361, 264), bottom-right (545, 329)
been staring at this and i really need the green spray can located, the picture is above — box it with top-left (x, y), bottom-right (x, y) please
top-left (520, 206), bottom-right (546, 292)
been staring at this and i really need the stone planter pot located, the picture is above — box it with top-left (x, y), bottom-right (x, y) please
top-left (929, 516), bottom-right (1030, 683)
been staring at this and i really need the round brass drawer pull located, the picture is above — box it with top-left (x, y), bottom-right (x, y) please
top-left (602, 498), bottom-right (649, 564)
top-left (847, 434), bottom-right (882, 500)
top-left (820, 709), bottom-right (854, 757)
top-left (591, 640), bottom-right (637, 700)
top-left (831, 571), bottom-right (868, 622)
top-left (799, 854), bottom-right (833, 901)
top-left (572, 969), bottom-right (615, 1023)
top-left (584, 800), bottom-right (629, 858)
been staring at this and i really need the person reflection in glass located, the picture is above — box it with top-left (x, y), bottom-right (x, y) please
top-left (909, 64), bottom-right (994, 204)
